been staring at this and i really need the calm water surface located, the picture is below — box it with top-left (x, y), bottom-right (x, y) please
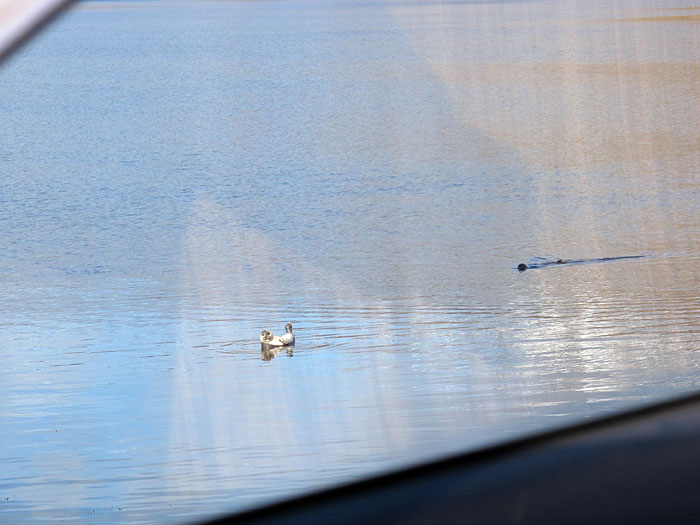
top-left (1, 0), bottom-right (699, 522)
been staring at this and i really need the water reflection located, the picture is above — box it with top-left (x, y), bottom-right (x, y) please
top-left (392, 1), bottom-right (700, 174)
top-left (261, 346), bottom-right (294, 361)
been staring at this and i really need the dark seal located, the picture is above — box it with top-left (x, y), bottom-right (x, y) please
top-left (518, 255), bottom-right (645, 272)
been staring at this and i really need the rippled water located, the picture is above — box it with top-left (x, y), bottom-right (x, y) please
top-left (1, 0), bottom-right (699, 522)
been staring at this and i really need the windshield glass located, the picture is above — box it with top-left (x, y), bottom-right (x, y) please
top-left (2, 0), bottom-right (699, 522)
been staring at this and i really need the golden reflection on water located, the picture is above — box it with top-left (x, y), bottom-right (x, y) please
top-left (618, 14), bottom-right (700, 22)
top-left (391, 1), bottom-right (700, 173)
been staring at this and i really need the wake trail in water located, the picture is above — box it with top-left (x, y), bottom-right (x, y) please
top-left (517, 255), bottom-right (646, 271)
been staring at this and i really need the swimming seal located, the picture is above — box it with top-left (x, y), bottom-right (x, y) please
top-left (260, 322), bottom-right (295, 347)
top-left (518, 255), bottom-right (644, 271)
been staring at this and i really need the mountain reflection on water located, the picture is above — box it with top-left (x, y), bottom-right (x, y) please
top-left (1, 0), bottom-right (699, 523)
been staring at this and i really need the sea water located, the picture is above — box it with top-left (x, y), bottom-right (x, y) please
top-left (1, 0), bottom-right (699, 522)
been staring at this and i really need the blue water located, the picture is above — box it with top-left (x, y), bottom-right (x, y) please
top-left (1, 0), bottom-right (699, 522)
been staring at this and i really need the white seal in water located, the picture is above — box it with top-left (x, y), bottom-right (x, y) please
top-left (260, 322), bottom-right (295, 347)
